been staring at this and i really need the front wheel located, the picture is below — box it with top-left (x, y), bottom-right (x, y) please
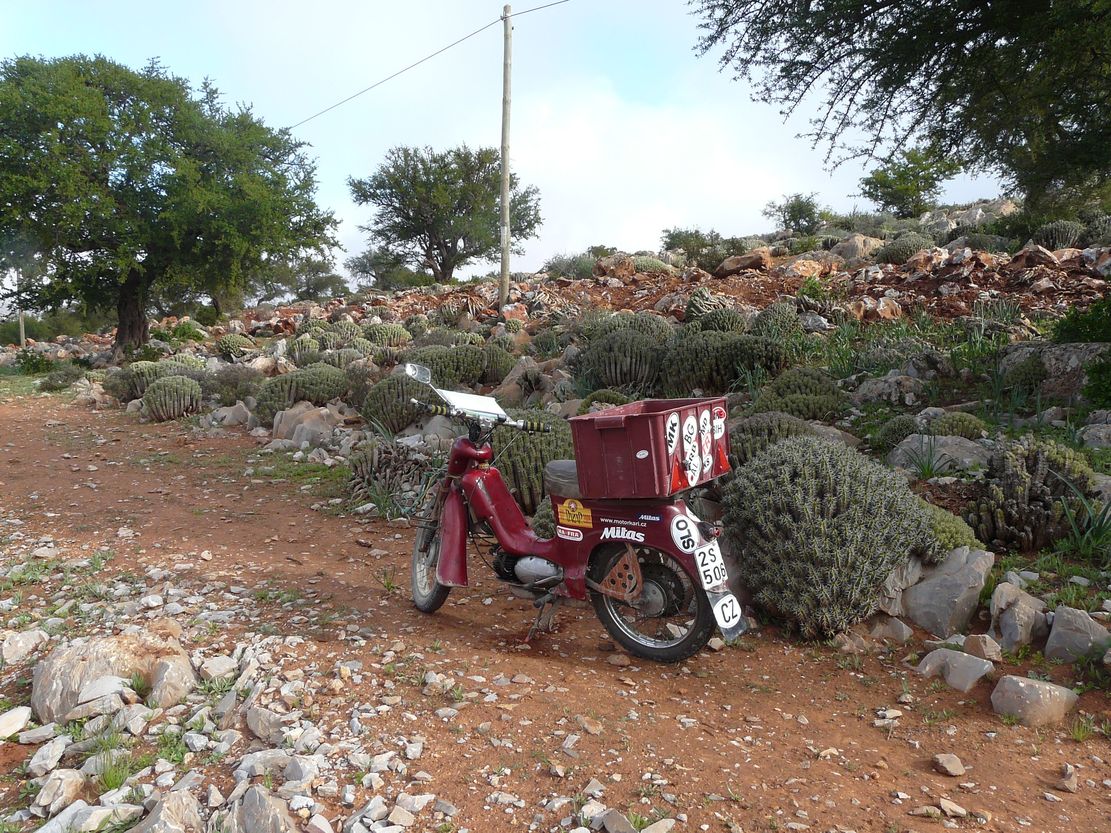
top-left (411, 490), bottom-right (451, 613)
top-left (590, 544), bottom-right (715, 663)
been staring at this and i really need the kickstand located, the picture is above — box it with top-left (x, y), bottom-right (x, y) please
top-left (526, 593), bottom-right (561, 642)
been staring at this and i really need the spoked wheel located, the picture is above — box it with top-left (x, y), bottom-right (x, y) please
top-left (590, 544), bottom-right (714, 663)
top-left (411, 490), bottom-right (451, 613)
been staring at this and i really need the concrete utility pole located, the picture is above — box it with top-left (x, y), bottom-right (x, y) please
top-left (18, 308), bottom-right (25, 348)
top-left (498, 3), bottom-right (513, 309)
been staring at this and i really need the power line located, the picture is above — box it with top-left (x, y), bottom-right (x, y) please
top-left (287, 0), bottom-right (572, 130)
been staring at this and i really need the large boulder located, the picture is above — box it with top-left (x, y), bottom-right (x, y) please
top-left (1044, 606), bottom-right (1111, 663)
top-left (831, 234), bottom-right (884, 261)
top-left (592, 253), bottom-right (636, 280)
top-left (887, 434), bottom-right (991, 472)
top-left (129, 790), bottom-right (203, 833)
top-left (713, 248), bottom-right (772, 276)
top-left (901, 547), bottom-right (994, 637)
top-left (32, 627), bottom-right (196, 724)
top-left (878, 557), bottom-right (924, 617)
top-left (990, 675), bottom-right (1078, 727)
top-left (1079, 424), bottom-right (1111, 448)
top-left (998, 342), bottom-right (1111, 400)
top-left (851, 372), bottom-right (924, 407)
top-left (272, 402), bottom-right (340, 448)
top-left (219, 785), bottom-right (299, 833)
top-left (989, 582), bottom-right (1049, 652)
top-left (917, 648), bottom-right (994, 693)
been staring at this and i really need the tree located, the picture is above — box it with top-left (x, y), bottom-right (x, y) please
top-left (344, 249), bottom-right (434, 292)
top-left (692, 1), bottom-right (1111, 210)
top-left (859, 148), bottom-right (962, 219)
top-left (252, 254), bottom-right (349, 304)
top-left (0, 56), bottom-right (335, 352)
top-left (348, 145), bottom-right (542, 284)
top-left (762, 194), bottom-right (822, 235)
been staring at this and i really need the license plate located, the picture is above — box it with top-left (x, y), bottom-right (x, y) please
top-left (711, 593), bottom-right (743, 631)
top-left (694, 541), bottom-right (729, 591)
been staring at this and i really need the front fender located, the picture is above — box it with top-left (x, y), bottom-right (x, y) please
top-left (435, 486), bottom-right (469, 587)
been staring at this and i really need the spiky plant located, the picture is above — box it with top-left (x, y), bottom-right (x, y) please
top-left (922, 499), bottom-right (981, 554)
top-left (1001, 354), bottom-right (1046, 398)
top-left (289, 334), bottom-right (322, 365)
top-left (1032, 219), bottom-right (1085, 250)
top-left (320, 348), bottom-right (362, 369)
top-left (254, 363), bottom-right (348, 424)
top-left (364, 322), bottom-right (413, 347)
top-left (722, 436), bottom-right (937, 638)
top-left (697, 308), bottom-right (749, 333)
top-left (102, 367), bottom-right (137, 402)
top-left (752, 367), bottom-right (848, 420)
top-left (729, 411), bottom-right (814, 467)
top-left (215, 334), bottom-right (256, 360)
top-left (576, 329), bottom-right (660, 392)
top-left (344, 359), bottom-right (381, 410)
top-left (592, 311), bottom-right (675, 343)
top-left (143, 376), bottom-right (203, 422)
top-left (529, 497), bottom-right (556, 539)
top-left (684, 287), bottom-right (728, 321)
top-left (491, 409), bottom-right (574, 515)
top-left (931, 411), bottom-right (987, 439)
top-left (213, 365), bottom-right (264, 406)
top-left (348, 439), bottom-right (433, 515)
top-left (296, 319), bottom-right (327, 335)
top-left (966, 436), bottom-right (1097, 552)
top-left (317, 331), bottom-right (342, 350)
top-left (329, 320), bottom-right (362, 344)
top-left (128, 360), bottom-right (170, 397)
top-left (504, 319), bottom-right (524, 334)
top-left (359, 375), bottom-right (437, 434)
top-left (749, 301), bottom-right (804, 342)
top-left (402, 344), bottom-right (486, 388)
top-left (875, 233), bottom-right (933, 264)
top-left (872, 414), bottom-right (920, 452)
top-left (402, 314), bottom-right (430, 339)
top-left (484, 344), bottom-right (518, 385)
top-left (577, 389), bottom-right (632, 415)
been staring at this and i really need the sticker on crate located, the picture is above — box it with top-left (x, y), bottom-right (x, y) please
top-left (665, 412), bottom-right (680, 455)
top-left (556, 526), bottom-right (583, 541)
top-left (556, 499), bottom-right (593, 529)
top-left (670, 514), bottom-right (698, 553)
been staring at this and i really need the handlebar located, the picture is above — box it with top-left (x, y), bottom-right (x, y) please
top-left (409, 399), bottom-right (552, 433)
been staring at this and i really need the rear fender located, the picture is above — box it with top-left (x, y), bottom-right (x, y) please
top-left (435, 486), bottom-right (469, 587)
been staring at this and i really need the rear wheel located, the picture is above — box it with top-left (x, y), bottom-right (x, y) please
top-left (590, 544), bottom-right (714, 663)
top-left (411, 490), bottom-right (451, 613)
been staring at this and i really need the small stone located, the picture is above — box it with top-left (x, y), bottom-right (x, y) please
top-left (990, 675), bottom-right (1078, 727)
top-left (607, 654), bottom-right (631, 667)
top-left (576, 714), bottom-right (603, 735)
top-left (933, 753), bottom-right (965, 777)
top-left (939, 797), bottom-right (968, 818)
top-left (306, 814), bottom-right (333, 833)
top-left (0, 705), bottom-right (32, 739)
top-left (388, 805), bottom-right (416, 827)
top-left (962, 634), bottom-right (1003, 662)
top-left (1057, 763), bottom-right (1079, 794)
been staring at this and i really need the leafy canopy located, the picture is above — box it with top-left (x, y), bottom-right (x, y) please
top-left (859, 147), bottom-right (962, 219)
top-left (762, 193), bottom-right (822, 235)
top-left (348, 145), bottom-right (542, 284)
top-left (0, 55), bottom-right (335, 347)
top-left (693, 0), bottom-right (1111, 210)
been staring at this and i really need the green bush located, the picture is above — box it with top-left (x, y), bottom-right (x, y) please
top-left (1031, 219), bottom-right (1085, 250)
top-left (213, 364), bottom-right (264, 406)
top-left (729, 411), bottom-right (814, 467)
top-left (15, 349), bottom-right (55, 375)
top-left (39, 362), bottom-right (85, 391)
top-left (193, 305), bottom-right (219, 327)
top-left (1053, 297), bottom-right (1111, 343)
top-left (923, 500), bottom-right (982, 552)
top-left (1001, 354), bottom-right (1047, 397)
top-left (632, 255), bottom-right (671, 273)
top-left (402, 344), bottom-right (486, 388)
top-left (254, 363), bottom-right (348, 425)
top-left (592, 312), bottom-right (674, 343)
top-left (684, 287), bottom-right (728, 322)
top-left (875, 233), bottom-right (933, 264)
top-left (659, 331), bottom-right (786, 396)
top-left (1082, 356), bottom-right (1111, 408)
top-left (171, 321), bottom-right (206, 342)
top-left (530, 329), bottom-right (562, 359)
top-left (101, 368), bottom-right (135, 402)
top-left (931, 411), bottom-right (987, 439)
top-left (542, 252), bottom-right (596, 280)
top-left (722, 436), bottom-right (937, 638)
top-left (577, 389), bottom-right (632, 415)
top-left (872, 414), bottom-right (919, 452)
top-left (1085, 215), bottom-right (1111, 246)
top-left (484, 343), bottom-right (518, 385)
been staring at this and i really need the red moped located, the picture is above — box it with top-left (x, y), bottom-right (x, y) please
top-left (404, 363), bottom-right (747, 662)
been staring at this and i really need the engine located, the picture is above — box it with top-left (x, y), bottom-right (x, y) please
top-left (513, 556), bottom-right (563, 589)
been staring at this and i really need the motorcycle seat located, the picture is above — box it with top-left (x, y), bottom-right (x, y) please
top-left (543, 459), bottom-right (581, 500)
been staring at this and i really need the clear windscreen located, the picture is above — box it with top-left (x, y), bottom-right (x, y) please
top-left (434, 388), bottom-right (509, 422)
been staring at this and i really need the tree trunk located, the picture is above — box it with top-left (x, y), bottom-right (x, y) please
top-left (114, 270), bottom-right (149, 354)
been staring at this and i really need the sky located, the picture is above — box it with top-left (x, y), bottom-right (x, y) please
top-left (3, 0), bottom-right (999, 277)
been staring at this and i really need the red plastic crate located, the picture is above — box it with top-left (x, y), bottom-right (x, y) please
top-left (569, 398), bottom-right (731, 500)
